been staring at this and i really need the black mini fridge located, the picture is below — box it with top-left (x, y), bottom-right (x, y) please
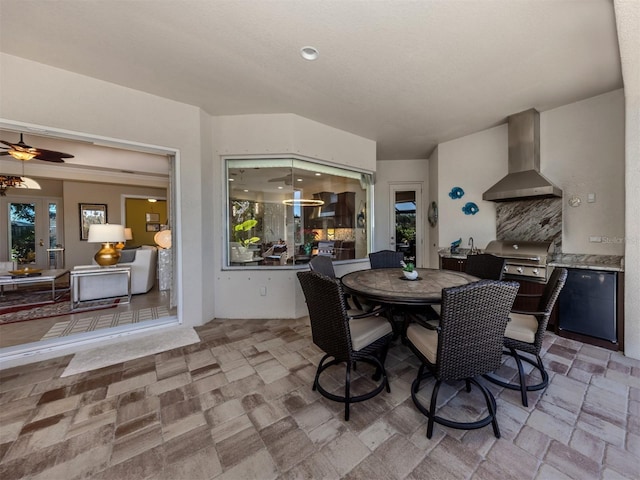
top-left (558, 268), bottom-right (617, 343)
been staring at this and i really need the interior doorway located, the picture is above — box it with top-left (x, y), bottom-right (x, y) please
top-left (390, 183), bottom-right (423, 267)
top-left (0, 121), bottom-right (179, 362)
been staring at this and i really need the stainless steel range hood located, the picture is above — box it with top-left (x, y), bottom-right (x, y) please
top-left (483, 108), bottom-right (562, 202)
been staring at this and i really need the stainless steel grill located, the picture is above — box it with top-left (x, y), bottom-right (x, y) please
top-left (485, 240), bottom-right (554, 283)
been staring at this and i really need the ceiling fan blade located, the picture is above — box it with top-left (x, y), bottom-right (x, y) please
top-left (33, 148), bottom-right (74, 160)
top-left (33, 154), bottom-right (66, 163)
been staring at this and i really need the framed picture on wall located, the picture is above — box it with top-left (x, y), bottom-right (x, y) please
top-left (146, 222), bottom-right (161, 232)
top-left (145, 213), bottom-right (160, 222)
top-left (79, 203), bottom-right (108, 240)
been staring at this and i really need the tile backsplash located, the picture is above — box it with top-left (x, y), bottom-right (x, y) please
top-left (496, 198), bottom-right (562, 250)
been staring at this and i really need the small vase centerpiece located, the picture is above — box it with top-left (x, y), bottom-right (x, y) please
top-left (402, 261), bottom-right (418, 280)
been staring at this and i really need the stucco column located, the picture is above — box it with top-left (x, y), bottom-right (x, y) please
top-left (614, 0), bottom-right (640, 358)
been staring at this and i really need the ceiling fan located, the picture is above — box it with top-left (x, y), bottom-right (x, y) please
top-left (268, 174), bottom-right (293, 185)
top-left (0, 133), bottom-right (74, 162)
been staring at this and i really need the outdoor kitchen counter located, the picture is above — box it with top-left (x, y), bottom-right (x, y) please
top-left (439, 249), bottom-right (624, 272)
top-left (549, 253), bottom-right (624, 272)
top-left (438, 248), bottom-right (481, 259)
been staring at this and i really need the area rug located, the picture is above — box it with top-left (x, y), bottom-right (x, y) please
top-left (41, 305), bottom-right (171, 340)
top-left (0, 290), bottom-right (119, 325)
top-left (62, 326), bottom-right (199, 377)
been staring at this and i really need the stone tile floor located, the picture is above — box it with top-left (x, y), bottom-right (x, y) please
top-left (0, 317), bottom-right (638, 479)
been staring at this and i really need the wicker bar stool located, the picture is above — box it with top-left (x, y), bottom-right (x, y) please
top-left (297, 271), bottom-right (393, 421)
top-left (464, 253), bottom-right (506, 280)
top-left (406, 280), bottom-right (519, 438)
top-left (484, 268), bottom-right (568, 407)
top-left (368, 250), bottom-right (404, 269)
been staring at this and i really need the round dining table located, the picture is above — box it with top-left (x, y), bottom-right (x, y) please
top-left (340, 268), bottom-right (479, 306)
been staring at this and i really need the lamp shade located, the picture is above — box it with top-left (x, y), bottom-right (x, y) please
top-left (124, 228), bottom-right (133, 240)
top-left (154, 230), bottom-right (172, 249)
top-left (88, 224), bottom-right (126, 243)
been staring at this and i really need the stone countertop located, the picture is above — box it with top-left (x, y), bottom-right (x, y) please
top-left (549, 254), bottom-right (624, 272)
top-left (438, 249), bottom-right (624, 272)
top-left (438, 248), bottom-right (479, 259)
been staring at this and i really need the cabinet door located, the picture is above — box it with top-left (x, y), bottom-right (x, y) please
top-left (334, 192), bottom-right (355, 228)
top-left (441, 257), bottom-right (466, 272)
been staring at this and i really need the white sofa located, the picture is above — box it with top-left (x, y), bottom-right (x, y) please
top-left (74, 245), bottom-right (158, 301)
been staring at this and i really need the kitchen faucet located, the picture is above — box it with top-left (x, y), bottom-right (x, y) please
top-left (468, 237), bottom-right (475, 254)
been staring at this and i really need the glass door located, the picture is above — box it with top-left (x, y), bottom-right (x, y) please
top-left (7, 198), bottom-right (62, 270)
top-left (390, 183), bottom-right (423, 267)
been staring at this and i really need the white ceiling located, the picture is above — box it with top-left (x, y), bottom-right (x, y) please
top-left (0, 0), bottom-right (623, 160)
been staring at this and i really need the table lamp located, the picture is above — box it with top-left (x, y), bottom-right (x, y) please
top-left (88, 224), bottom-right (126, 266)
top-left (115, 227), bottom-right (133, 249)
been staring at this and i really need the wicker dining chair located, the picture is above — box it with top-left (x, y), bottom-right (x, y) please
top-left (368, 250), bottom-right (404, 269)
top-left (406, 280), bottom-right (519, 438)
top-left (428, 254), bottom-right (506, 321)
top-left (464, 253), bottom-right (506, 280)
top-left (484, 267), bottom-right (568, 407)
top-left (308, 255), bottom-right (336, 278)
top-left (308, 255), bottom-right (365, 311)
top-left (297, 271), bottom-right (393, 421)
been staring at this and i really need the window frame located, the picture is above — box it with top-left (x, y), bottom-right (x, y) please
top-left (223, 155), bottom-right (373, 269)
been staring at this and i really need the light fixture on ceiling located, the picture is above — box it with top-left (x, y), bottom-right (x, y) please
top-left (282, 198), bottom-right (324, 207)
top-left (300, 46), bottom-right (319, 61)
top-left (1, 133), bottom-right (74, 162)
top-left (147, 198), bottom-right (157, 203)
top-left (8, 150), bottom-right (36, 161)
top-left (0, 176), bottom-right (24, 196)
top-left (0, 175), bottom-right (42, 196)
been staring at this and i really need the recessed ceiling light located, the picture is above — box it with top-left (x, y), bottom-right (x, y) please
top-left (315, 172), bottom-right (321, 176)
top-left (278, 186), bottom-right (284, 190)
top-left (228, 178), bottom-right (234, 182)
top-left (300, 46), bottom-right (319, 61)
top-left (296, 178), bottom-right (303, 182)
top-left (243, 189), bottom-right (249, 193)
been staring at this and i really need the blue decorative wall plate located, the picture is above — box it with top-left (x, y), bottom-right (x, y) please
top-left (462, 202), bottom-right (479, 215)
top-left (448, 187), bottom-right (465, 199)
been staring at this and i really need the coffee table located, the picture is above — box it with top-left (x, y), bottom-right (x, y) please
top-left (0, 269), bottom-right (70, 304)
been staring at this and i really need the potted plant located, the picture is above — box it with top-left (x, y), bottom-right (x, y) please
top-left (402, 261), bottom-right (418, 280)
top-left (232, 219), bottom-right (260, 261)
top-left (302, 228), bottom-right (318, 255)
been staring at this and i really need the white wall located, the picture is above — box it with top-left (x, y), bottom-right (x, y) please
top-left (542, 89), bottom-right (625, 255)
top-left (211, 113), bottom-right (377, 319)
top-left (436, 125), bottom-right (506, 251)
top-left (0, 53), bottom-right (207, 331)
top-left (374, 159), bottom-right (429, 267)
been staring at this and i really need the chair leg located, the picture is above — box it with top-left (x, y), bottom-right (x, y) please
top-left (512, 348), bottom-right (529, 407)
top-left (313, 354), bottom-right (331, 392)
top-left (484, 348), bottom-right (549, 407)
top-left (472, 378), bottom-right (500, 438)
top-left (427, 380), bottom-right (442, 439)
top-left (465, 379), bottom-right (471, 393)
top-left (372, 343), bottom-right (390, 388)
top-left (344, 361), bottom-right (351, 421)
top-left (413, 364), bottom-right (426, 393)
